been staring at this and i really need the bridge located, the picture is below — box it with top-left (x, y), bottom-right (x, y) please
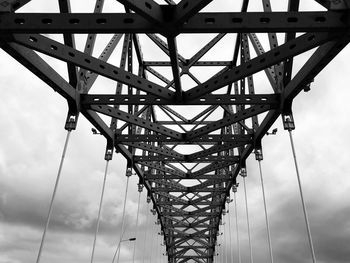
top-left (0, 0), bottom-right (350, 262)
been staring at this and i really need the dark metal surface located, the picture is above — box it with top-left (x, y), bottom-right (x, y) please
top-left (0, 0), bottom-right (349, 262)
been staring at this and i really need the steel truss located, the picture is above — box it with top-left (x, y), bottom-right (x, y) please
top-left (1, 0), bottom-right (350, 262)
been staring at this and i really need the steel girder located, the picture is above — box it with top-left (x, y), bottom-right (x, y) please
top-left (1, 11), bottom-right (350, 34)
top-left (1, 0), bottom-right (350, 262)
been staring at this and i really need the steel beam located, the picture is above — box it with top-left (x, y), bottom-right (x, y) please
top-left (315, 0), bottom-right (350, 10)
top-left (154, 189), bottom-right (226, 193)
top-left (10, 34), bottom-right (175, 100)
top-left (89, 105), bottom-right (183, 139)
top-left (184, 32), bottom-right (339, 100)
top-left (284, 36), bottom-right (350, 103)
top-left (0, 0), bottom-right (30, 12)
top-left (122, 142), bottom-right (184, 159)
top-left (0, 12), bottom-right (349, 34)
top-left (171, 0), bottom-right (214, 27)
top-left (2, 42), bottom-right (76, 103)
top-left (185, 104), bottom-right (272, 140)
top-left (58, 0), bottom-right (78, 87)
top-left (117, 0), bottom-right (164, 24)
top-left (134, 156), bottom-right (240, 162)
top-left (81, 93), bottom-right (279, 105)
top-left (139, 162), bottom-right (186, 178)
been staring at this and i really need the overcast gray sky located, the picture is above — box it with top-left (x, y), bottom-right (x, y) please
top-left (1, 1), bottom-right (350, 263)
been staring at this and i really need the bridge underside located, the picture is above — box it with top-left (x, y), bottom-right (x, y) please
top-left (1, 0), bottom-right (349, 262)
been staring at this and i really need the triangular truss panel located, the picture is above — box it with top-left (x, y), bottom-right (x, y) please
top-left (1, 0), bottom-right (350, 262)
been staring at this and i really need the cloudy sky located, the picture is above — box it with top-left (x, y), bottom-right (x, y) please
top-left (1, 0), bottom-right (350, 263)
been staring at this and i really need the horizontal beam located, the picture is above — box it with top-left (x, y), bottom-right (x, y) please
top-left (81, 94), bottom-right (280, 105)
top-left (171, 222), bottom-right (211, 229)
top-left (176, 246), bottom-right (213, 249)
top-left (174, 255), bottom-right (212, 259)
top-left (157, 201), bottom-right (222, 206)
top-left (134, 156), bottom-right (240, 162)
top-left (145, 172), bottom-right (231, 178)
top-left (170, 226), bottom-right (214, 230)
top-left (161, 211), bottom-right (220, 216)
top-left (0, 12), bottom-right (348, 34)
top-left (143, 61), bottom-right (232, 66)
top-left (117, 134), bottom-right (252, 143)
top-left (154, 188), bottom-right (226, 193)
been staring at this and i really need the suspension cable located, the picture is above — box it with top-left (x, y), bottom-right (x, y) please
top-left (160, 239), bottom-right (164, 263)
top-left (288, 129), bottom-right (317, 263)
top-left (90, 160), bottom-right (110, 263)
top-left (257, 157), bottom-right (274, 263)
top-left (36, 130), bottom-right (72, 263)
top-left (223, 215), bottom-right (227, 263)
top-left (142, 201), bottom-right (150, 263)
top-left (233, 184), bottom-right (241, 263)
top-left (157, 226), bottom-right (160, 262)
top-left (112, 168), bottom-right (131, 263)
top-left (213, 245), bottom-right (216, 262)
top-left (157, 231), bottom-right (161, 263)
top-left (150, 218), bottom-right (154, 263)
top-left (216, 229), bottom-right (219, 262)
top-left (214, 238), bottom-right (216, 261)
top-left (242, 169), bottom-right (254, 263)
top-left (133, 184), bottom-right (143, 263)
top-left (159, 233), bottom-right (163, 263)
top-left (221, 222), bottom-right (224, 263)
top-left (222, 225), bottom-right (225, 263)
top-left (227, 199), bottom-right (233, 263)
top-left (222, 216), bottom-right (227, 263)
top-left (219, 224), bottom-right (222, 262)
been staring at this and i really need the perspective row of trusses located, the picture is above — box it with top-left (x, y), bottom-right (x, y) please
top-left (1, 0), bottom-right (350, 262)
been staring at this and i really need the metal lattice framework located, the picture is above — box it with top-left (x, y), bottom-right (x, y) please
top-left (1, 0), bottom-right (350, 262)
